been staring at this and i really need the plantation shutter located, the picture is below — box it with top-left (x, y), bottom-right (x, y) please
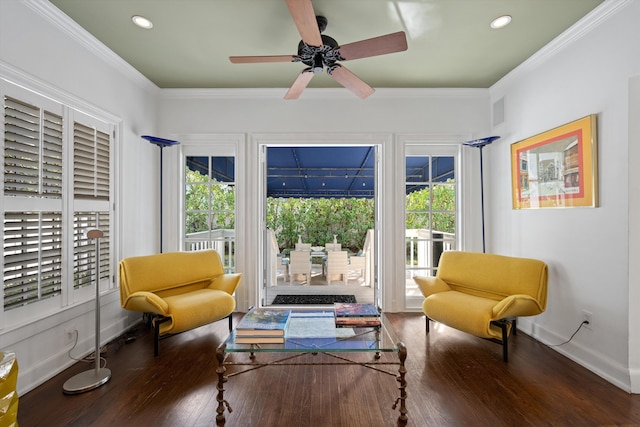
top-left (73, 212), bottom-right (110, 290)
top-left (3, 96), bottom-right (63, 198)
top-left (74, 122), bottom-right (110, 199)
top-left (3, 212), bottom-right (63, 310)
top-left (43, 110), bottom-right (64, 196)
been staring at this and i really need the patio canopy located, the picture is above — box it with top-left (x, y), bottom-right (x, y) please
top-left (266, 146), bottom-right (454, 198)
top-left (267, 146), bottom-right (375, 198)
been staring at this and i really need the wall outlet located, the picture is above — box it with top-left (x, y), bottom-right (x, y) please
top-left (582, 310), bottom-right (593, 329)
top-left (65, 327), bottom-right (77, 344)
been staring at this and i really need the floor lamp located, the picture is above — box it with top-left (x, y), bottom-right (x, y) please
top-left (63, 229), bottom-right (111, 394)
top-left (142, 135), bottom-right (180, 253)
top-left (462, 136), bottom-right (500, 253)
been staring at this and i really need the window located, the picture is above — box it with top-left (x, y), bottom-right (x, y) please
top-left (3, 212), bottom-right (63, 309)
top-left (72, 116), bottom-right (112, 293)
top-left (3, 96), bottom-right (63, 198)
top-left (74, 212), bottom-right (110, 290)
top-left (2, 82), bottom-right (114, 326)
top-left (184, 156), bottom-right (236, 272)
top-left (405, 149), bottom-right (458, 307)
top-left (73, 122), bottom-right (110, 199)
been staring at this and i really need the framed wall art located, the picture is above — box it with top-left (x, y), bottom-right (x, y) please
top-left (511, 114), bottom-right (598, 209)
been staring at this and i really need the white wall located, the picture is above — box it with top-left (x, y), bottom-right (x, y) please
top-left (0, 1), bottom-right (158, 394)
top-left (489, 0), bottom-right (640, 391)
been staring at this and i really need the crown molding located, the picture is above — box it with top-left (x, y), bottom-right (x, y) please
top-left (24, 0), bottom-right (159, 94)
top-left (159, 87), bottom-right (488, 100)
top-left (1, 60), bottom-right (122, 123)
top-left (493, 0), bottom-right (632, 91)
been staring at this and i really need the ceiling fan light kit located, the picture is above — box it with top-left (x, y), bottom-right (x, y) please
top-left (229, 0), bottom-right (408, 100)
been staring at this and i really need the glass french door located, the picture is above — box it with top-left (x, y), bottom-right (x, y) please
top-left (404, 146), bottom-right (458, 308)
top-left (184, 155), bottom-right (237, 273)
top-left (261, 144), bottom-right (379, 307)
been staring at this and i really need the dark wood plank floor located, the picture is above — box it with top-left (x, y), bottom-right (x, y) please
top-left (19, 312), bottom-right (640, 426)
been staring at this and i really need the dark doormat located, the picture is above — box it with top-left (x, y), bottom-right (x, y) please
top-left (272, 294), bottom-right (357, 305)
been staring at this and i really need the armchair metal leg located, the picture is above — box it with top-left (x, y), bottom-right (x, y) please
top-left (490, 320), bottom-right (510, 362)
top-left (501, 322), bottom-right (509, 362)
top-left (425, 316), bottom-right (430, 334)
top-left (152, 316), bottom-right (170, 357)
top-left (228, 313), bottom-right (233, 331)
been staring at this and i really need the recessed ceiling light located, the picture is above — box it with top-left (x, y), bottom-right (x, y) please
top-left (490, 15), bottom-right (512, 29)
top-left (132, 15), bottom-right (153, 29)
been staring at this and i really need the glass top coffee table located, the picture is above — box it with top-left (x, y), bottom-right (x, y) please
top-left (215, 309), bottom-right (407, 426)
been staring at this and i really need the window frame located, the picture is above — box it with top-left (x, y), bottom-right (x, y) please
top-left (180, 139), bottom-right (240, 274)
top-left (1, 80), bottom-right (116, 329)
top-left (403, 142), bottom-right (462, 310)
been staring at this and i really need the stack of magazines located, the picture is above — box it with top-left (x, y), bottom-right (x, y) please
top-left (235, 308), bottom-right (291, 343)
top-left (334, 303), bottom-right (381, 328)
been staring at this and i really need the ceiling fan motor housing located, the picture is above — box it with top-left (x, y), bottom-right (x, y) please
top-left (297, 34), bottom-right (340, 72)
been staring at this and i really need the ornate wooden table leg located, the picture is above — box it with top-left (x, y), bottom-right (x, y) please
top-left (216, 343), bottom-right (232, 426)
top-left (392, 342), bottom-right (408, 426)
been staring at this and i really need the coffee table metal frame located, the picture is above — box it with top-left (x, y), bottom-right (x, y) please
top-left (215, 310), bottom-right (407, 426)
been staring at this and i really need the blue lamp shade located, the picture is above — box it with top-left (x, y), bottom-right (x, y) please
top-left (462, 136), bottom-right (500, 148)
top-left (142, 135), bottom-right (180, 148)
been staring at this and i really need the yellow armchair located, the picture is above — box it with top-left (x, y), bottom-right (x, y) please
top-left (414, 251), bottom-right (547, 361)
top-left (119, 250), bottom-right (242, 355)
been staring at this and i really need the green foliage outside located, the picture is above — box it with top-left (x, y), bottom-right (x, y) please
top-left (266, 197), bottom-right (374, 254)
top-left (185, 168), bottom-right (455, 254)
top-left (405, 181), bottom-right (456, 234)
top-left (185, 169), bottom-right (235, 234)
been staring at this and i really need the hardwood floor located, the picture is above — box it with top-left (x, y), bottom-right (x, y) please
top-left (19, 312), bottom-right (640, 426)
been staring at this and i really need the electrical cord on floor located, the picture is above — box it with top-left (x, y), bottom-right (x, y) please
top-left (549, 320), bottom-right (589, 347)
top-left (67, 330), bottom-right (108, 369)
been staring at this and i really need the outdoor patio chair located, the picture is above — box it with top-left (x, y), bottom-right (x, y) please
top-left (295, 243), bottom-right (312, 251)
top-left (348, 253), bottom-right (366, 280)
top-left (289, 250), bottom-right (312, 285)
top-left (325, 250), bottom-right (349, 285)
top-left (268, 229), bottom-right (288, 286)
top-left (325, 243), bottom-right (341, 251)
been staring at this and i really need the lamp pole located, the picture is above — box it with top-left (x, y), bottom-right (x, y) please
top-left (142, 136), bottom-right (180, 253)
top-left (462, 136), bottom-right (500, 253)
top-left (63, 229), bottom-right (111, 394)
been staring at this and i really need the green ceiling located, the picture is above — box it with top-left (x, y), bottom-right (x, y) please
top-left (49, 0), bottom-right (604, 90)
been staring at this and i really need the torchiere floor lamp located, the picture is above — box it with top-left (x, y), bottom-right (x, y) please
top-left (142, 135), bottom-right (180, 253)
top-left (462, 136), bottom-right (500, 253)
top-left (63, 229), bottom-right (110, 394)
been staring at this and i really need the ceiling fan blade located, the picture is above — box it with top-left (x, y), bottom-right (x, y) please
top-left (337, 31), bottom-right (408, 61)
top-left (285, 0), bottom-right (323, 46)
top-left (328, 65), bottom-right (375, 99)
top-left (229, 55), bottom-right (296, 64)
top-left (284, 69), bottom-right (315, 100)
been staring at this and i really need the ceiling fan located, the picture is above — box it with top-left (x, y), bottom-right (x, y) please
top-left (229, 0), bottom-right (408, 100)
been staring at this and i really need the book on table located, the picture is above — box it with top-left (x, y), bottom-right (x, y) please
top-left (235, 308), bottom-right (291, 337)
top-left (335, 318), bottom-right (381, 328)
top-left (334, 303), bottom-right (380, 318)
top-left (335, 315), bottom-right (381, 327)
top-left (334, 303), bottom-right (381, 327)
top-left (235, 336), bottom-right (284, 344)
